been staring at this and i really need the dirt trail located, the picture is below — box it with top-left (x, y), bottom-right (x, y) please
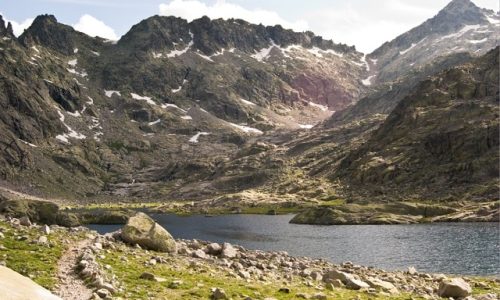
top-left (54, 238), bottom-right (94, 300)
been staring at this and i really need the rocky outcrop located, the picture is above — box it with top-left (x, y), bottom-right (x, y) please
top-left (121, 212), bottom-right (177, 252)
top-left (0, 266), bottom-right (61, 300)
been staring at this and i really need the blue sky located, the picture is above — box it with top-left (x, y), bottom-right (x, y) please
top-left (1, 0), bottom-right (498, 52)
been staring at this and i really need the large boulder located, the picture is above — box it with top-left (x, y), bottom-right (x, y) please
top-left (0, 266), bottom-right (61, 300)
top-left (438, 278), bottom-right (472, 299)
top-left (121, 212), bottom-right (176, 253)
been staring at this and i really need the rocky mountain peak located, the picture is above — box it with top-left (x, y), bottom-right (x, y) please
top-left (442, 0), bottom-right (480, 13)
top-left (19, 14), bottom-right (103, 56)
top-left (0, 15), bottom-right (14, 37)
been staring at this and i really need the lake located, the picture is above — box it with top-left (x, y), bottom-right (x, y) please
top-left (87, 213), bottom-right (500, 276)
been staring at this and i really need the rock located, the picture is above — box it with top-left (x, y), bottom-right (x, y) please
top-left (438, 278), bottom-right (472, 298)
top-left (345, 278), bottom-right (370, 290)
top-left (37, 235), bottom-right (48, 246)
top-left (238, 270), bottom-right (251, 279)
top-left (296, 293), bottom-right (310, 299)
top-left (41, 224), bottom-right (50, 235)
top-left (211, 287), bottom-right (228, 299)
top-left (325, 283), bottom-right (335, 291)
top-left (323, 270), bottom-right (350, 283)
top-left (98, 283), bottom-right (116, 294)
top-left (168, 280), bottom-right (183, 289)
top-left (0, 266), bottom-right (62, 299)
top-left (408, 266), bottom-right (417, 275)
top-left (193, 249), bottom-right (207, 259)
top-left (221, 242), bottom-right (237, 258)
top-left (365, 277), bottom-right (399, 294)
top-left (330, 279), bottom-right (343, 287)
top-left (96, 288), bottom-right (110, 298)
top-left (311, 271), bottom-right (323, 281)
top-left (139, 272), bottom-right (166, 282)
top-left (278, 287), bottom-right (291, 293)
top-left (206, 243), bottom-right (222, 255)
top-left (121, 212), bottom-right (176, 253)
top-left (313, 293), bottom-right (327, 300)
top-left (19, 216), bottom-right (31, 226)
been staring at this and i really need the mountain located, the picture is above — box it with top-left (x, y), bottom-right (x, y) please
top-left (366, 0), bottom-right (499, 85)
top-left (328, 0), bottom-right (499, 127)
top-left (0, 13), bottom-right (368, 201)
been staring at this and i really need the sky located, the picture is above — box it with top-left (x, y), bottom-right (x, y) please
top-left (0, 0), bottom-right (498, 53)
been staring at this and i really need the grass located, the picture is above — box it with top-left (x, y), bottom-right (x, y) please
top-left (97, 245), bottom-right (422, 300)
top-left (0, 220), bottom-right (85, 289)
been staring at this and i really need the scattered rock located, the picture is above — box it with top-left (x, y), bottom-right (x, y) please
top-left (438, 278), bottom-right (472, 298)
top-left (278, 287), bottom-right (291, 293)
top-left (19, 216), bottom-right (31, 226)
top-left (37, 235), bottom-right (48, 246)
top-left (168, 280), bottom-right (183, 289)
top-left (221, 242), bottom-right (237, 258)
top-left (211, 287), bottom-right (228, 299)
top-left (193, 249), bottom-right (207, 259)
top-left (139, 272), bottom-right (166, 282)
top-left (41, 224), bottom-right (51, 235)
top-left (206, 243), bottom-right (222, 255)
top-left (96, 288), bottom-right (111, 299)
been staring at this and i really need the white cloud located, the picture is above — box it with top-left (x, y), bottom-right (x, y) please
top-left (73, 14), bottom-right (118, 40)
top-left (0, 13), bottom-right (34, 36)
top-left (158, 0), bottom-right (308, 32)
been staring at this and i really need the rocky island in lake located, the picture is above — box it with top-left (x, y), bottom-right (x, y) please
top-left (0, 0), bottom-right (498, 299)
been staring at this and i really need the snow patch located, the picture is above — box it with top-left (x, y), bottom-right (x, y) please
top-left (31, 46), bottom-right (40, 53)
top-left (439, 24), bottom-right (482, 40)
top-left (73, 48), bottom-right (78, 54)
top-left (308, 101), bottom-right (329, 112)
top-left (131, 93), bottom-right (156, 105)
top-left (161, 103), bottom-right (187, 113)
top-left (239, 98), bottom-right (255, 106)
top-left (55, 109), bottom-right (86, 143)
top-left (19, 139), bottom-right (37, 147)
top-left (469, 38), bottom-right (488, 44)
top-left (43, 79), bottom-right (54, 84)
top-left (362, 75), bottom-right (377, 86)
top-left (68, 59), bottom-right (77, 66)
top-left (86, 96), bottom-right (94, 105)
top-left (181, 115), bottom-right (192, 120)
top-left (148, 119), bottom-right (161, 126)
top-left (104, 90), bottom-right (121, 97)
top-left (166, 31), bottom-right (194, 58)
top-left (229, 123), bottom-right (263, 134)
top-left (299, 124), bottom-right (314, 129)
top-left (67, 110), bottom-right (81, 117)
top-left (91, 51), bottom-right (100, 56)
top-left (189, 132), bottom-right (210, 143)
top-left (196, 52), bottom-right (214, 62)
top-left (252, 40), bottom-right (277, 62)
top-left (67, 68), bottom-right (87, 77)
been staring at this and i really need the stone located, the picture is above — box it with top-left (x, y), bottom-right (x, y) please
top-left (206, 243), bottom-right (222, 255)
top-left (238, 270), bottom-right (251, 279)
top-left (323, 270), bottom-right (351, 283)
top-left (278, 287), bottom-right (291, 293)
top-left (408, 266), bottom-right (417, 275)
top-left (37, 235), bottom-right (48, 246)
top-left (121, 212), bottom-right (176, 253)
top-left (19, 216), bottom-right (31, 227)
top-left (365, 277), bottom-right (399, 294)
top-left (221, 243), bottom-right (237, 258)
top-left (313, 293), bottom-right (327, 300)
top-left (41, 225), bottom-right (50, 235)
top-left (330, 279), bottom-right (343, 287)
top-left (139, 272), bottom-right (166, 282)
top-left (311, 271), bottom-right (323, 281)
top-left (168, 280), bottom-right (183, 289)
top-left (296, 293), bottom-right (310, 299)
top-left (438, 278), bottom-right (472, 298)
top-left (96, 288), bottom-right (110, 298)
top-left (345, 278), bottom-right (370, 290)
top-left (325, 283), bottom-right (335, 291)
top-left (0, 266), bottom-right (62, 299)
top-left (193, 249), bottom-right (207, 259)
top-left (211, 287), bottom-right (228, 299)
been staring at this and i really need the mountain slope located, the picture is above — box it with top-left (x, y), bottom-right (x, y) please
top-left (332, 47), bottom-right (499, 202)
top-left (367, 0), bottom-right (499, 85)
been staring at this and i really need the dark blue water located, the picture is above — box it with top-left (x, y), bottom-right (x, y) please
top-left (87, 214), bottom-right (500, 276)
